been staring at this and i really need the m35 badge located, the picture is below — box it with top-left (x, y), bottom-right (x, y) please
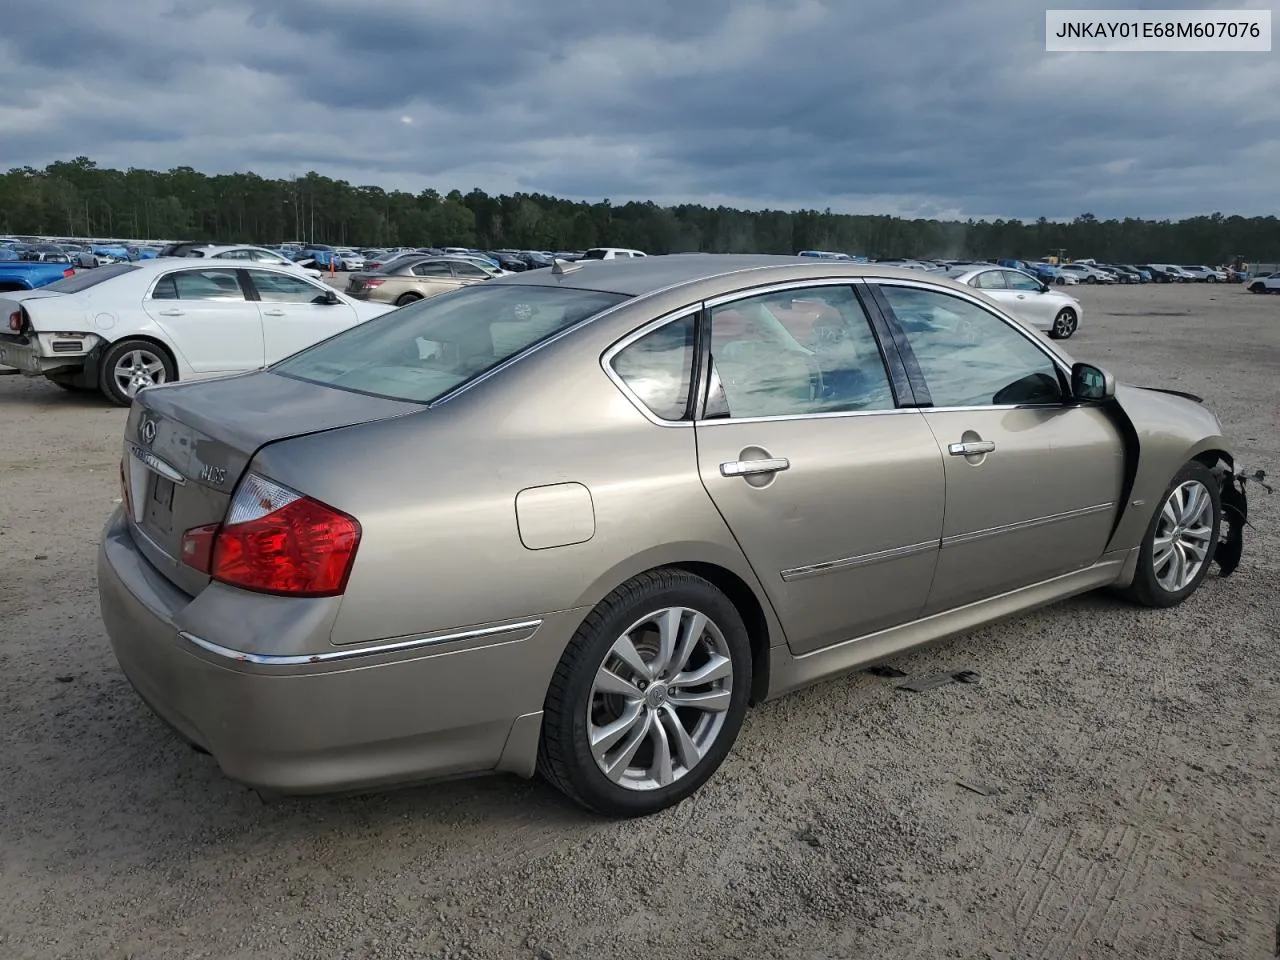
top-left (198, 463), bottom-right (227, 486)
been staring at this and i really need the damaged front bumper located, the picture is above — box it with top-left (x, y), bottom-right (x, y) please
top-left (1213, 464), bottom-right (1268, 577)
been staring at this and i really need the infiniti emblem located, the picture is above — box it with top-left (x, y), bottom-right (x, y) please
top-left (140, 419), bottom-right (157, 445)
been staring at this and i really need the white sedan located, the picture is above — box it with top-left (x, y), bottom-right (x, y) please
top-left (0, 260), bottom-right (392, 404)
top-left (944, 265), bottom-right (1084, 339)
top-left (1247, 272), bottom-right (1280, 293)
top-left (176, 245), bottom-right (325, 279)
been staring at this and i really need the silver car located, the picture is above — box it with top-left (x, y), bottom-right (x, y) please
top-left (98, 255), bottom-right (1250, 816)
top-left (1059, 263), bottom-right (1116, 284)
top-left (945, 265), bottom-right (1084, 339)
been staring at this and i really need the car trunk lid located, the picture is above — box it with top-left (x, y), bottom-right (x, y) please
top-left (122, 370), bottom-right (422, 596)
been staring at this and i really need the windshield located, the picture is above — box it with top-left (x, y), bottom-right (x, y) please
top-left (41, 262), bottom-right (141, 292)
top-left (274, 284), bottom-right (628, 403)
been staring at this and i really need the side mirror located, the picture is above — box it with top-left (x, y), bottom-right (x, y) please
top-left (1039, 281), bottom-right (1050, 293)
top-left (314, 289), bottom-right (340, 305)
top-left (1070, 362), bottom-right (1115, 401)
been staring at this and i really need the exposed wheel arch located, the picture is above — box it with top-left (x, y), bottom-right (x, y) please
top-left (669, 561), bottom-right (772, 705)
top-left (101, 334), bottom-right (178, 374)
top-left (572, 550), bottom-right (778, 707)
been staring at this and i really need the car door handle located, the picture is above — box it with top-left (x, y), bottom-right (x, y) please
top-left (720, 457), bottom-right (790, 477)
top-left (1015, 294), bottom-right (1026, 299)
top-left (262, 309), bottom-right (286, 316)
top-left (948, 440), bottom-right (996, 456)
top-left (157, 309), bottom-right (184, 316)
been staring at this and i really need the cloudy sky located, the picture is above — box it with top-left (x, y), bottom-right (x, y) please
top-left (2, 0), bottom-right (1276, 220)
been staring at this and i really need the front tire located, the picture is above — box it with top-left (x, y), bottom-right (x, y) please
top-left (537, 569), bottom-right (752, 816)
top-left (1249, 282), bottom-right (1265, 294)
top-left (98, 339), bottom-right (176, 406)
top-left (1120, 461), bottom-right (1221, 608)
top-left (1049, 308), bottom-right (1078, 339)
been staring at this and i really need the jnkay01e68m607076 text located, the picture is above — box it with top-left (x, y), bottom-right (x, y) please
top-left (1053, 19), bottom-right (1261, 39)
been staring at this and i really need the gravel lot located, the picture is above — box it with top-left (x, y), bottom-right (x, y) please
top-left (2, 282), bottom-right (1277, 960)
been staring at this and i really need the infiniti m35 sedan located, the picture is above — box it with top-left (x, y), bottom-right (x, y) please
top-left (98, 255), bottom-right (1249, 816)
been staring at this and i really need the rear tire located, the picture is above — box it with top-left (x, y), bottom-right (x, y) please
top-left (537, 569), bottom-right (752, 817)
top-left (98, 339), bottom-right (176, 407)
top-left (395, 293), bottom-right (423, 307)
top-left (1120, 460), bottom-right (1221, 609)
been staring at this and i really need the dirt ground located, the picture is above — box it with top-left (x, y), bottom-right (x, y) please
top-left (1, 282), bottom-right (1277, 960)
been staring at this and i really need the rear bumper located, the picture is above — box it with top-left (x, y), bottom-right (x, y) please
top-left (0, 334), bottom-right (102, 384)
top-left (98, 507), bottom-right (573, 794)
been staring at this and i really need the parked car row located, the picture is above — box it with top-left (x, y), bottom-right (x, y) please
top-left (274, 244), bottom-right (646, 273)
top-left (1, 237), bottom-right (162, 267)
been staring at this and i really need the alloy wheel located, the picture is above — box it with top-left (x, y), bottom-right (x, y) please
top-left (112, 348), bottom-right (167, 397)
top-left (1152, 480), bottom-right (1214, 592)
top-left (1051, 309), bottom-right (1077, 338)
top-left (586, 606), bottom-right (733, 791)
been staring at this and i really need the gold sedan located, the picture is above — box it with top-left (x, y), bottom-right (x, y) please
top-left (345, 255), bottom-right (500, 307)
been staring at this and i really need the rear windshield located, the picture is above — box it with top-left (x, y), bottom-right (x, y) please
top-left (41, 262), bottom-right (141, 292)
top-left (273, 284), bottom-right (628, 403)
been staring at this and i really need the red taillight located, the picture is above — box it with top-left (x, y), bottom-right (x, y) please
top-left (363, 278), bottom-right (385, 287)
top-left (180, 473), bottom-right (360, 597)
top-left (63, 268), bottom-right (75, 278)
top-left (8, 310), bottom-right (21, 333)
top-left (179, 523), bottom-right (219, 574)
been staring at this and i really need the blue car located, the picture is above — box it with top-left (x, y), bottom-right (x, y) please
top-left (998, 258), bottom-right (1061, 283)
top-left (0, 260), bottom-right (77, 292)
top-left (92, 243), bottom-right (131, 263)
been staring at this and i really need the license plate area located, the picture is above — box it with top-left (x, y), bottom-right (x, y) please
top-left (126, 444), bottom-right (184, 540)
top-left (143, 475), bottom-right (176, 537)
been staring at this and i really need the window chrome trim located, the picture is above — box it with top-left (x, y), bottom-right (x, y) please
top-left (941, 502), bottom-right (1115, 548)
top-left (919, 402), bottom-right (1066, 414)
top-left (870, 278), bottom-right (1073, 381)
top-left (781, 539), bottom-right (939, 582)
top-left (694, 407), bottom-right (918, 427)
top-left (179, 619), bottom-right (543, 666)
top-left (599, 306), bottom-right (701, 428)
top-left (702, 276), bottom-right (869, 309)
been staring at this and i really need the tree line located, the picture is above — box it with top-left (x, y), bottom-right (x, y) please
top-left (2, 157), bottom-right (1278, 264)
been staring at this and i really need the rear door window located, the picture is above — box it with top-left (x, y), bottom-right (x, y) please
top-left (151, 269), bottom-right (246, 301)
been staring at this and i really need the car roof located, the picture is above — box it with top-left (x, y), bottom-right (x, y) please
top-left (487, 253), bottom-right (980, 298)
top-left (111, 257), bottom-right (304, 275)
